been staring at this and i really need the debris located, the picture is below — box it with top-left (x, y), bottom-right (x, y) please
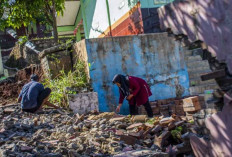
top-left (0, 101), bottom-right (199, 156)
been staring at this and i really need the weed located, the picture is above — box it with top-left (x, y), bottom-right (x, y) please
top-left (171, 126), bottom-right (183, 141)
top-left (43, 60), bottom-right (89, 108)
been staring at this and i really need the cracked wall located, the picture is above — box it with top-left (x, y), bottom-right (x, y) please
top-left (82, 33), bottom-right (189, 114)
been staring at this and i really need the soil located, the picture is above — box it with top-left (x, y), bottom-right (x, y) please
top-left (0, 64), bottom-right (43, 105)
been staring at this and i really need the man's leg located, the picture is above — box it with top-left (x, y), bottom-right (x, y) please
top-left (36, 88), bottom-right (58, 111)
top-left (143, 101), bottom-right (153, 118)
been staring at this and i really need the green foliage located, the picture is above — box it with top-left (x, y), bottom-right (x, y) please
top-left (43, 61), bottom-right (89, 108)
top-left (171, 126), bottom-right (183, 140)
top-left (0, 77), bottom-right (7, 81)
top-left (0, 0), bottom-right (65, 35)
top-left (146, 118), bottom-right (157, 125)
top-left (18, 36), bottom-right (28, 45)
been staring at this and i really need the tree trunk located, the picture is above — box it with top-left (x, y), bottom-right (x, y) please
top-left (52, 0), bottom-right (58, 43)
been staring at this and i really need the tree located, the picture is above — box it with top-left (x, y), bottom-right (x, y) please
top-left (0, 0), bottom-right (65, 43)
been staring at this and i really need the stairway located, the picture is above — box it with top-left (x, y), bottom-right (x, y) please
top-left (184, 48), bottom-right (219, 95)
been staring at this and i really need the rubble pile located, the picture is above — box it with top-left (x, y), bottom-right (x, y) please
top-left (0, 105), bottom-right (197, 157)
top-left (0, 64), bottom-right (43, 105)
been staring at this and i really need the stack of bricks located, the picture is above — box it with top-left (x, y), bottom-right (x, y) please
top-left (174, 99), bottom-right (185, 115)
top-left (139, 101), bottom-right (160, 115)
top-left (139, 96), bottom-right (205, 118)
top-left (139, 98), bottom-right (185, 117)
top-left (183, 96), bottom-right (205, 120)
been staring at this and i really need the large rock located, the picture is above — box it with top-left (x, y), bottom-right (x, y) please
top-left (68, 92), bottom-right (99, 114)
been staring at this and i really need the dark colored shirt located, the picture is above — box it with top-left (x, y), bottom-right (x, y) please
top-left (18, 81), bottom-right (44, 109)
top-left (119, 76), bottom-right (152, 106)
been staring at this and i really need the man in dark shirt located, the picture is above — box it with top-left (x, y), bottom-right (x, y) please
top-left (17, 74), bottom-right (59, 113)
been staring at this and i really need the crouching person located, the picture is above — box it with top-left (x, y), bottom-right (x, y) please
top-left (17, 74), bottom-right (59, 113)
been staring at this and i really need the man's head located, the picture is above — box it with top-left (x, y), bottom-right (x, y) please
top-left (30, 74), bottom-right (39, 82)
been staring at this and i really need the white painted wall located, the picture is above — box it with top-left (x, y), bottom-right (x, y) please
top-left (88, 0), bottom-right (109, 38)
top-left (108, 0), bottom-right (136, 25)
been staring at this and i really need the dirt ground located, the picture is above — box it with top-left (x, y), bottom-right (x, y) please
top-left (0, 64), bottom-right (43, 105)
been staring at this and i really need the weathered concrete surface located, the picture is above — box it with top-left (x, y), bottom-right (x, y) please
top-left (68, 92), bottom-right (99, 114)
top-left (158, 0), bottom-right (232, 74)
top-left (73, 40), bottom-right (90, 79)
top-left (40, 48), bottom-right (72, 79)
top-left (84, 33), bottom-right (189, 114)
top-left (190, 92), bottom-right (232, 157)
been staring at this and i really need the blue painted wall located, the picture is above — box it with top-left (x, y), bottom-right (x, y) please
top-left (85, 33), bottom-right (189, 115)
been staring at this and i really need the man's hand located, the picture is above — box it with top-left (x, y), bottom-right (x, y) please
top-left (126, 94), bottom-right (134, 100)
top-left (116, 106), bottom-right (121, 113)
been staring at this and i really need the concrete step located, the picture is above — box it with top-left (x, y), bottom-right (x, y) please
top-left (187, 60), bottom-right (209, 68)
top-left (189, 84), bottom-right (219, 95)
top-left (185, 55), bottom-right (202, 63)
top-left (188, 69), bottom-right (212, 78)
top-left (189, 77), bottom-right (217, 86)
top-left (188, 66), bottom-right (211, 75)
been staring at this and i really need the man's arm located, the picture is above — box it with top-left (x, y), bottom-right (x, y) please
top-left (44, 101), bottom-right (59, 109)
top-left (17, 96), bottom-right (22, 103)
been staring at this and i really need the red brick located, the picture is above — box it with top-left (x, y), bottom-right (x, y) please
top-left (120, 135), bottom-right (137, 145)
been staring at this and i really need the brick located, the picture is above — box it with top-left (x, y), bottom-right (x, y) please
top-left (151, 125), bottom-right (162, 134)
top-left (201, 69), bottom-right (226, 81)
top-left (109, 117), bottom-right (125, 122)
top-left (175, 121), bottom-right (185, 127)
top-left (4, 108), bottom-right (15, 114)
top-left (116, 129), bottom-right (126, 136)
top-left (129, 130), bottom-right (144, 138)
top-left (183, 96), bottom-right (202, 112)
top-left (168, 122), bottom-right (176, 131)
top-left (159, 117), bottom-right (175, 126)
top-left (131, 115), bottom-right (147, 123)
top-left (154, 131), bottom-right (171, 148)
top-left (127, 123), bottom-right (144, 130)
top-left (120, 135), bottom-right (137, 145)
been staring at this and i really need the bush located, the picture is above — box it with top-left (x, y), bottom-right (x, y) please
top-left (43, 61), bottom-right (89, 108)
top-left (18, 36), bottom-right (28, 45)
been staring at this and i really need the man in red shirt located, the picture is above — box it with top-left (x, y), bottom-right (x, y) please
top-left (112, 74), bottom-right (153, 117)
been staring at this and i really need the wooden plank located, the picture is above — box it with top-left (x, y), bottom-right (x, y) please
top-left (200, 69), bottom-right (225, 81)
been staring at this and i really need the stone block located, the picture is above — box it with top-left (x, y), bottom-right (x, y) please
top-left (68, 92), bottom-right (99, 114)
